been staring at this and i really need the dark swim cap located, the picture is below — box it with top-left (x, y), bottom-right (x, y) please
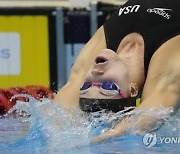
top-left (79, 97), bottom-right (137, 113)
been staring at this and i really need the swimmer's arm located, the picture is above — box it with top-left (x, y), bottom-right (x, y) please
top-left (54, 26), bottom-right (106, 108)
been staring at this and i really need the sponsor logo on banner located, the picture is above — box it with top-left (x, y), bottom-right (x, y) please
top-left (0, 33), bottom-right (21, 75)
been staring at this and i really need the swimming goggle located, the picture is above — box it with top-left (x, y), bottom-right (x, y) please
top-left (80, 81), bottom-right (126, 99)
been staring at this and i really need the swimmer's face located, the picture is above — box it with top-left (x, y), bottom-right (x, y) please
top-left (80, 49), bottom-right (132, 99)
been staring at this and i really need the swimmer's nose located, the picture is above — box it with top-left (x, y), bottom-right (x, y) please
top-left (92, 57), bottom-right (107, 75)
top-left (91, 68), bottom-right (104, 76)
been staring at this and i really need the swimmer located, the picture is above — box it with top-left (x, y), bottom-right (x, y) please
top-left (54, 0), bottom-right (180, 142)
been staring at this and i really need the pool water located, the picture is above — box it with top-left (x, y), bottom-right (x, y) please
top-left (0, 96), bottom-right (179, 154)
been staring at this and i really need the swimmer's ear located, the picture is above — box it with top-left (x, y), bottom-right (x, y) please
top-left (116, 33), bottom-right (144, 55)
top-left (129, 82), bottom-right (138, 97)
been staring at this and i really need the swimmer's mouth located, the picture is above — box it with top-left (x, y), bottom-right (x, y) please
top-left (95, 57), bottom-right (108, 64)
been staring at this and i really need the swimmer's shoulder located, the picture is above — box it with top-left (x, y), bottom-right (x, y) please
top-left (148, 35), bottom-right (180, 76)
top-left (140, 35), bottom-right (180, 111)
top-left (153, 35), bottom-right (180, 58)
top-left (142, 35), bottom-right (180, 98)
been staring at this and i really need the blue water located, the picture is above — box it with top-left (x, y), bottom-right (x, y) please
top-left (0, 95), bottom-right (179, 154)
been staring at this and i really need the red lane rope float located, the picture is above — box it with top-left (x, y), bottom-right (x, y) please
top-left (26, 85), bottom-right (54, 100)
top-left (12, 87), bottom-right (40, 101)
top-left (0, 89), bottom-right (19, 115)
top-left (0, 93), bottom-right (9, 115)
top-left (0, 86), bottom-right (54, 115)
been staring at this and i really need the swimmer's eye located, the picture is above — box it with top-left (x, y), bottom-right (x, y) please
top-left (100, 89), bottom-right (119, 96)
top-left (99, 91), bottom-right (115, 97)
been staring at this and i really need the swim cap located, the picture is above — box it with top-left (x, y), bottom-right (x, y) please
top-left (79, 97), bottom-right (137, 113)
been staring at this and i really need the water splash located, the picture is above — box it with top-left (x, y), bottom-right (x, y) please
top-left (0, 95), bottom-right (179, 153)
top-left (7, 95), bottom-right (93, 152)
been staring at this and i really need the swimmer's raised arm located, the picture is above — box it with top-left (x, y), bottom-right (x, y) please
top-left (92, 35), bottom-right (180, 143)
top-left (54, 26), bottom-right (106, 108)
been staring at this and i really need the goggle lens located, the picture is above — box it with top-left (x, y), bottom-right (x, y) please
top-left (101, 81), bottom-right (118, 90)
top-left (80, 82), bottom-right (92, 91)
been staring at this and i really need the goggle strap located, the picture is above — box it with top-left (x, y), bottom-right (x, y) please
top-left (119, 91), bottom-right (126, 99)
